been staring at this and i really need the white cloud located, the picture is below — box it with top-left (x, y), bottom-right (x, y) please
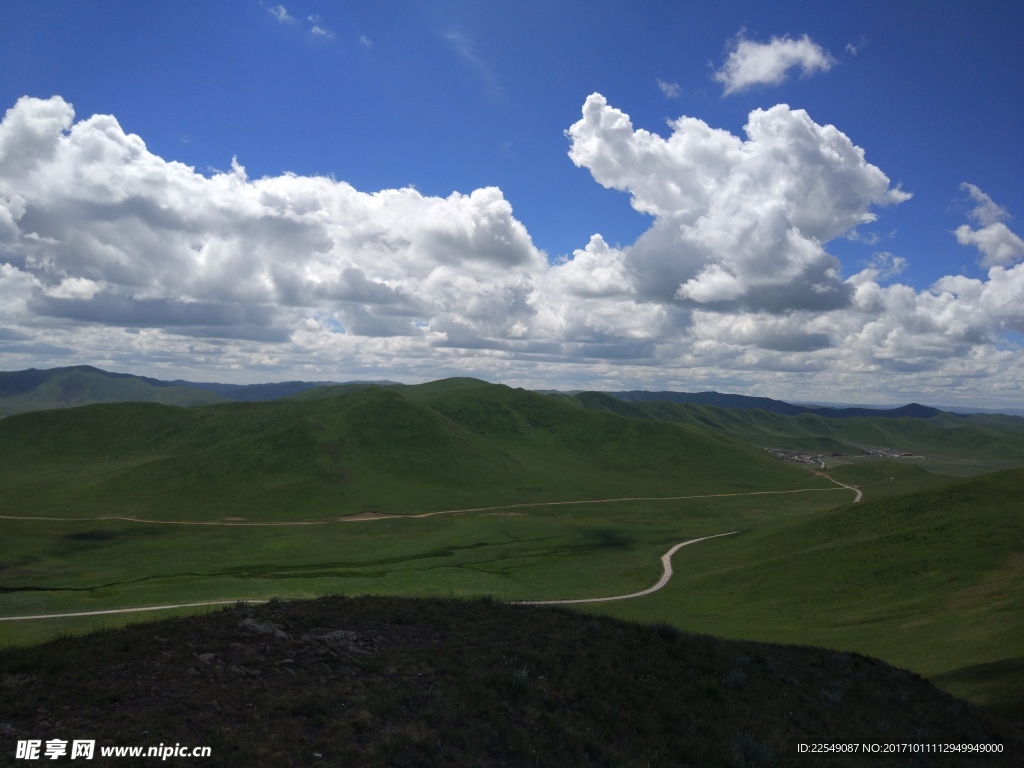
top-left (656, 79), bottom-right (681, 99)
top-left (359, 34), bottom-right (373, 48)
top-left (0, 95), bottom-right (544, 348)
top-left (956, 223), bottom-right (1024, 268)
top-left (845, 38), bottom-right (868, 56)
top-left (0, 95), bottom-right (1021, 407)
top-left (565, 93), bottom-right (909, 313)
top-left (714, 34), bottom-right (835, 95)
top-left (962, 182), bottom-right (1008, 227)
top-left (859, 252), bottom-right (907, 282)
top-left (267, 5), bottom-right (294, 24)
top-left (311, 25), bottom-right (334, 40)
top-left (45, 277), bottom-right (104, 300)
top-left (955, 183), bottom-right (1024, 267)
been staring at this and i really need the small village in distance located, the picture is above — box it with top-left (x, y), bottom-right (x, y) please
top-left (764, 445), bottom-right (917, 468)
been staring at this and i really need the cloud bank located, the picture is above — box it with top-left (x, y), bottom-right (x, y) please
top-left (0, 95), bottom-right (1021, 405)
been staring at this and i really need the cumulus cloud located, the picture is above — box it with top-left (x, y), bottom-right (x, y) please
top-left (714, 34), bottom-right (835, 95)
top-left (0, 94), bottom-right (1021, 407)
top-left (565, 93), bottom-right (909, 313)
top-left (0, 95), bottom-right (544, 351)
top-left (955, 183), bottom-right (1024, 267)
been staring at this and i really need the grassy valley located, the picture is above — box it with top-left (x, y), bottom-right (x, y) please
top-left (572, 392), bottom-right (1024, 475)
top-left (0, 376), bottom-right (1022, 763)
top-left (593, 467), bottom-right (1024, 719)
top-left (0, 380), bottom-right (844, 636)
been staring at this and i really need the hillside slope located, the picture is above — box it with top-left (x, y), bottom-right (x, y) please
top-left (596, 467), bottom-right (1024, 720)
top-left (0, 381), bottom-right (832, 521)
top-left (0, 366), bottom-right (224, 416)
top-left (0, 596), bottom-right (1020, 767)
top-left (572, 396), bottom-right (1024, 463)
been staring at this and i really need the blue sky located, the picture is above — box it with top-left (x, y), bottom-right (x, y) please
top-left (0, 1), bottom-right (1022, 406)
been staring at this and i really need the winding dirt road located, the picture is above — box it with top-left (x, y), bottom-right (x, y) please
top-left (0, 477), bottom-right (859, 526)
top-left (517, 531), bottom-right (739, 605)
top-left (0, 474), bottom-right (861, 621)
top-left (816, 472), bottom-right (862, 502)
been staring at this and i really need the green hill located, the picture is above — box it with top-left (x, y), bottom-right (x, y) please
top-left (0, 365), bottom-right (225, 417)
top-left (595, 467), bottom-right (1024, 720)
top-left (1, 596), bottom-right (1020, 767)
top-left (0, 381), bottom-right (832, 522)
top-left (571, 397), bottom-right (1024, 467)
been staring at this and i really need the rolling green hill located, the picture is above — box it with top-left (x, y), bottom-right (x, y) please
top-left (595, 467), bottom-right (1024, 719)
top-left (0, 366), bottom-right (225, 417)
top-left (0, 380), bottom-right (833, 522)
top-left (2, 377), bottom-right (1020, 726)
top-left (571, 394), bottom-right (1024, 469)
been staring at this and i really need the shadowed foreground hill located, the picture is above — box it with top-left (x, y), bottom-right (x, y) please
top-left (0, 597), bottom-right (1020, 767)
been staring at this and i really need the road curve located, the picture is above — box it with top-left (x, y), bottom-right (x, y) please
top-left (816, 472), bottom-right (862, 502)
top-left (0, 477), bottom-right (861, 622)
top-left (0, 534), bottom-right (739, 621)
top-left (518, 531), bottom-right (739, 606)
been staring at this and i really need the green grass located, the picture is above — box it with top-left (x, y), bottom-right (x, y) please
top-left (580, 398), bottom-right (1024, 472)
top-left (0, 366), bottom-right (224, 417)
top-left (0, 382), bottom-right (834, 522)
top-left (0, 491), bottom-right (846, 647)
top-left (1, 381), bottom-right (1021, 721)
top-left (586, 467), bottom-right (1024, 711)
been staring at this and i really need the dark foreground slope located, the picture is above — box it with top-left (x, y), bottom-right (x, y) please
top-left (1, 597), bottom-right (1021, 768)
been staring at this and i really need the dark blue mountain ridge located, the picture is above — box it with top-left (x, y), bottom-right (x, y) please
top-left (607, 390), bottom-right (945, 419)
top-left (0, 365), bottom-right (1004, 419)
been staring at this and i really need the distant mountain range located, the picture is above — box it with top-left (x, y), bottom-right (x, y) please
top-left (0, 365), bottom-right (1020, 419)
top-left (0, 365), bottom-right (394, 417)
top-left (607, 390), bottom-right (945, 419)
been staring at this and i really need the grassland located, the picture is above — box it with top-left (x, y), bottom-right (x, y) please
top-left (1, 380), bottom-right (1021, 724)
top-left (0, 381), bottom-right (835, 522)
top-left (572, 392), bottom-right (1024, 475)
top-left (0, 366), bottom-right (225, 418)
top-left (589, 466), bottom-right (1024, 719)
top-left (0, 491), bottom-right (846, 645)
top-left (0, 380), bottom-right (840, 626)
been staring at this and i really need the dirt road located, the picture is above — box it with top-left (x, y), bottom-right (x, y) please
top-left (0, 481), bottom-right (859, 527)
top-left (518, 531), bottom-right (739, 605)
top-left (0, 477), bottom-right (861, 621)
